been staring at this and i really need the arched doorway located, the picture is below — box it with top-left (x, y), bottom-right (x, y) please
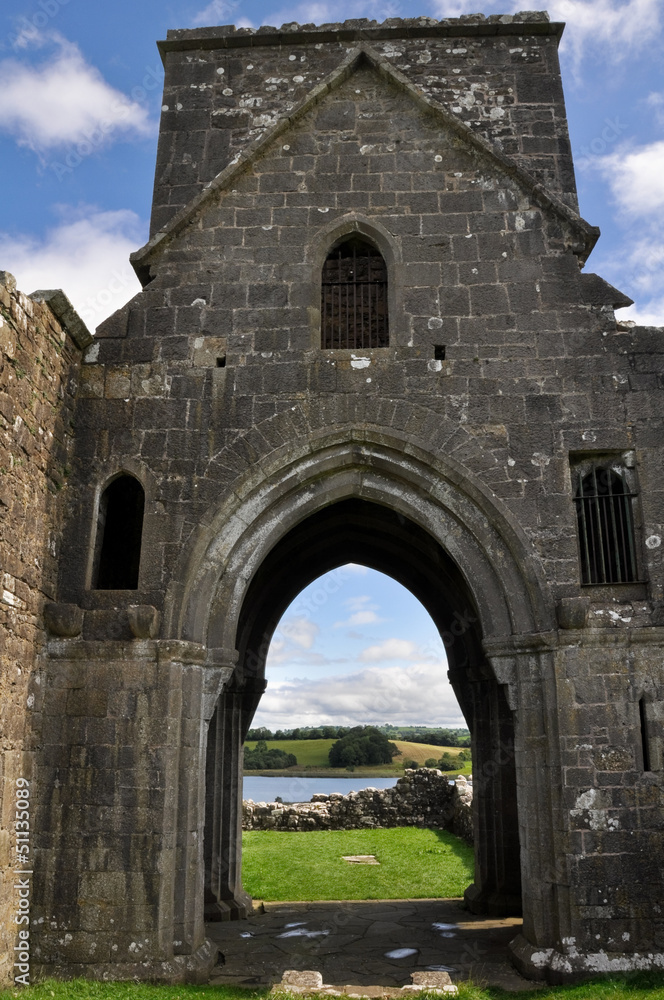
top-left (166, 433), bottom-right (556, 972)
top-left (203, 496), bottom-right (522, 923)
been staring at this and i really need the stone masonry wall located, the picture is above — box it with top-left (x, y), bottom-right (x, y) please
top-left (0, 272), bottom-right (89, 987)
top-left (152, 13), bottom-right (576, 237)
top-left (28, 15), bottom-right (664, 981)
top-left (242, 769), bottom-right (474, 844)
top-left (81, 52), bottom-right (662, 619)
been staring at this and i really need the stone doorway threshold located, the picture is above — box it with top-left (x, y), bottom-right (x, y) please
top-left (207, 899), bottom-right (535, 993)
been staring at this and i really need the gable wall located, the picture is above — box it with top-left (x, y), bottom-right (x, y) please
top-left (151, 15), bottom-right (577, 237)
top-left (74, 59), bottom-right (664, 631)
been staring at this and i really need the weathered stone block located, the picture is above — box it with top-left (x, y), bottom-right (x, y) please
top-left (44, 603), bottom-right (84, 637)
top-left (556, 597), bottom-right (589, 629)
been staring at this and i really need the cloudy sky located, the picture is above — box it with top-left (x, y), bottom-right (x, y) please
top-left (254, 564), bottom-right (464, 730)
top-left (1, 0), bottom-right (662, 726)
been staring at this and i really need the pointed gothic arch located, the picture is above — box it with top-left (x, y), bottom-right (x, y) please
top-left (166, 433), bottom-right (557, 945)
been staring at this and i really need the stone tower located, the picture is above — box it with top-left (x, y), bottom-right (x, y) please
top-left (9, 11), bottom-right (664, 986)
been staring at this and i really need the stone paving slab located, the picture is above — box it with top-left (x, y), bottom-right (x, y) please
top-left (270, 968), bottom-right (459, 997)
top-left (207, 899), bottom-right (536, 992)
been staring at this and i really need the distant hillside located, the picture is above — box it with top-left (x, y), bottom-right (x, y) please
top-left (243, 737), bottom-right (471, 776)
top-left (246, 725), bottom-right (471, 747)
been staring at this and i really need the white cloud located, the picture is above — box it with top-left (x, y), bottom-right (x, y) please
top-left (545, 0), bottom-right (662, 68)
top-left (267, 616), bottom-right (334, 666)
top-left (334, 594), bottom-right (384, 627)
top-left (335, 610), bottom-right (384, 627)
top-left (645, 92), bottom-right (664, 128)
top-left (343, 594), bottom-right (377, 612)
top-left (241, 0), bottom-right (405, 32)
top-left (193, 0), bottom-right (254, 27)
top-left (614, 237), bottom-right (664, 298)
top-left (359, 638), bottom-right (421, 662)
top-left (11, 22), bottom-right (53, 51)
top-left (586, 141), bottom-right (664, 324)
top-left (619, 297), bottom-right (664, 325)
top-left (429, 0), bottom-right (496, 15)
top-left (0, 32), bottom-right (154, 152)
top-left (594, 141), bottom-right (664, 218)
top-left (276, 616), bottom-right (319, 650)
top-left (254, 659), bottom-right (461, 729)
top-left (0, 206), bottom-right (144, 329)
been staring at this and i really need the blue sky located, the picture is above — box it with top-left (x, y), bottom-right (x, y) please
top-left (255, 565), bottom-right (462, 730)
top-left (1, 0), bottom-right (662, 727)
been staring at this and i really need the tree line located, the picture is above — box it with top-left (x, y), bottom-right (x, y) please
top-left (245, 724), bottom-right (471, 747)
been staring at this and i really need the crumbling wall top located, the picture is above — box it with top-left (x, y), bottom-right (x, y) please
top-left (160, 12), bottom-right (560, 53)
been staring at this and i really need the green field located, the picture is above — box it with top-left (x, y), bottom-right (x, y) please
top-left (3, 978), bottom-right (664, 1000)
top-left (242, 826), bottom-right (474, 901)
top-left (0, 986), bottom-right (264, 1000)
top-left (243, 739), bottom-right (471, 777)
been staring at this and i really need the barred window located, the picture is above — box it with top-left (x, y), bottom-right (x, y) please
top-left (574, 465), bottom-right (637, 585)
top-left (321, 236), bottom-right (388, 350)
top-left (94, 475), bottom-right (145, 589)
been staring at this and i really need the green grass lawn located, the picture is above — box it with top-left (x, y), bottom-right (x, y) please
top-left (243, 740), bottom-right (472, 777)
top-left (241, 826), bottom-right (474, 900)
top-left (3, 973), bottom-right (664, 1000)
top-left (0, 986), bottom-right (265, 1000)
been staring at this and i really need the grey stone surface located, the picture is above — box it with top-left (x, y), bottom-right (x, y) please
top-left (2, 11), bottom-right (661, 990)
top-left (270, 967), bottom-right (459, 996)
top-left (207, 899), bottom-right (527, 991)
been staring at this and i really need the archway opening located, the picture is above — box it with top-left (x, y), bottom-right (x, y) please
top-left (203, 498), bottom-right (522, 924)
top-left (241, 564), bottom-right (474, 901)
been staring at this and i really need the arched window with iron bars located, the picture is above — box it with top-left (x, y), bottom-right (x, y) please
top-left (574, 465), bottom-right (638, 584)
top-left (321, 235), bottom-right (389, 350)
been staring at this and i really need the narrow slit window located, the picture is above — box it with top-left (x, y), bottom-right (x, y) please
top-left (639, 698), bottom-right (651, 772)
top-left (94, 475), bottom-right (145, 590)
top-left (321, 236), bottom-right (388, 350)
top-left (574, 466), bottom-right (637, 584)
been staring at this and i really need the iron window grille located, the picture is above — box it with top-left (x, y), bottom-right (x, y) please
top-left (574, 465), bottom-right (638, 585)
top-left (321, 237), bottom-right (389, 350)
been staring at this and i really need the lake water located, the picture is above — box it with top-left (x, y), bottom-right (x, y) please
top-left (243, 775), bottom-right (399, 803)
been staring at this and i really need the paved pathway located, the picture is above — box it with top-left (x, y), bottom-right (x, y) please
top-left (207, 899), bottom-right (536, 992)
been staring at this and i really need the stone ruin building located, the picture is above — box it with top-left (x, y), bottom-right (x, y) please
top-left (1, 9), bottom-right (663, 988)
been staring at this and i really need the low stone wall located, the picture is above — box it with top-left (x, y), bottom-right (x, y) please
top-left (242, 768), bottom-right (473, 843)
